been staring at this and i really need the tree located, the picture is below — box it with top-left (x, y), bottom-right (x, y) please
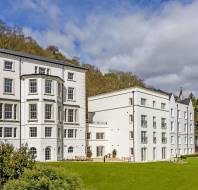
top-left (0, 143), bottom-right (35, 189)
top-left (0, 20), bottom-right (145, 97)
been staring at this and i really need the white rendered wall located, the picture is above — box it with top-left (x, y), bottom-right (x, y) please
top-left (0, 52), bottom-right (86, 161)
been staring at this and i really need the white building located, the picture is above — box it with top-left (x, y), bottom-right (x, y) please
top-left (0, 49), bottom-right (87, 161)
top-left (87, 87), bottom-right (195, 162)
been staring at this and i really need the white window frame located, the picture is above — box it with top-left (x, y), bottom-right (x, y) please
top-left (96, 146), bottom-right (104, 157)
top-left (67, 129), bottom-right (74, 138)
top-left (96, 132), bottom-right (104, 140)
top-left (4, 60), bottom-right (13, 71)
top-left (29, 104), bottom-right (37, 120)
top-left (29, 127), bottom-right (37, 137)
top-left (45, 104), bottom-right (53, 120)
top-left (45, 147), bottom-right (51, 160)
top-left (68, 72), bottom-right (75, 81)
top-left (45, 79), bottom-right (53, 94)
top-left (141, 115), bottom-right (147, 127)
top-left (4, 104), bottom-right (12, 119)
top-left (4, 78), bottom-right (13, 94)
top-left (4, 127), bottom-right (12, 138)
top-left (161, 103), bottom-right (166, 110)
top-left (68, 109), bottom-right (74, 123)
top-left (29, 79), bottom-right (37, 94)
top-left (0, 104), bottom-right (2, 119)
top-left (68, 87), bottom-right (75, 101)
top-left (129, 114), bottom-right (133, 124)
top-left (68, 146), bottom-right (74, 153)
top-left (141, 98), bottom-right (146, 106)
top-left (129, 131), bottom-right (133, 139)
top-left (45, 127), bottom-right (52, 137)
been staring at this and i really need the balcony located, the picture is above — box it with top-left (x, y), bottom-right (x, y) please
top-left (161, 123), bottom-right (167, 129)
top-left (141, 121), bottom-right (147, 128)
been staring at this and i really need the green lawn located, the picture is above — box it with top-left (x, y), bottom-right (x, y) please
top-left (42, 158), bottom-right (198, 190)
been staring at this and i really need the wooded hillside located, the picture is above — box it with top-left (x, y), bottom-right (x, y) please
top-left (0, 20), bottom-right (197, 130)
top-left (0, 20), bottom-right (145, 97)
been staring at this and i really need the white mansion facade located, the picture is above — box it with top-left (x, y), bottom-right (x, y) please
top-left (0, 49), bottom-right (195, 162)
top-left (0, 49), bottom-right (87, 161)
top-left (87, 87), bottom-right (195, 162)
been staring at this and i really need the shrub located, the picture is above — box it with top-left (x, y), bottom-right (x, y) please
top-left (0, 143), bottom-right (35, 188)
top-left (3, 167), bottom-right (82, 190)
top-left (86, 149), bottom-right (92, 158)
top-left (112, 149), bottom-right (117, 158)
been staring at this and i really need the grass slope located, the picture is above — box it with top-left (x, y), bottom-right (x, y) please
top-left (42, 158), bottom-right (198, 190)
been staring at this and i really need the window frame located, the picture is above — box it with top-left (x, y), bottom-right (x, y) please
top-left (4, 78), bottom-right (13, 94)
top-left (29, 104), bottom-right (37, 120)
top-left (96, 132), bottom-right (104, 140)
top-left (4, 61), bottom-right (13, 71)
top-left (45, 147), bottom-right (51, 160)
top-left (4, 127), bottom-right (12, 138)
top-left (141, 98), bottom-right (146, 106)
top-left (67, 87), bottom-right (75, 101)
top-left (68, 146), bottom-right (74, 153)
top-left (45, 127), bottom-right (52, 137)
top-left (29, 79), bottom-right (37, 94)
top-left (45, 79), bottom-right (53, 95)
top-left (4, 104), bottom-right (12, 119)
top-left (45, 104), bottom-right (53, 120)
top-left (68, 72), bottom-right (75, 81)
top-left (29, 127), bottom-right (37, 137)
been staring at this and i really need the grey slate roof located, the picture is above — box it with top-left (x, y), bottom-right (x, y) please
top-left (0, 48), bottom-right (88, 70)
top-left (176, 98), bottom-right (191, 105)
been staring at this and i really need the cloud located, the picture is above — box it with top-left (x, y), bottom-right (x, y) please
top-left (21, 0), bottom-right (198, 96)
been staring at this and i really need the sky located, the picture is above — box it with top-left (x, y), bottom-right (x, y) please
top-left (0, 0), bottom-right (198, 96)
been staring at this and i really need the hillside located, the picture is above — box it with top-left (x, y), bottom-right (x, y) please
top-left (0, 20), bottom-right (197, 130)
top-left (0, 20), bottom-right (145, 97)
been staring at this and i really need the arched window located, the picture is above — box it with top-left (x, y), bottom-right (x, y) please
top-left (30, 147), bottom-right (37, 157)
top-left (45, 147), bottom-right (51, 160)
top-left (68, 146), bottom-right (73, 153)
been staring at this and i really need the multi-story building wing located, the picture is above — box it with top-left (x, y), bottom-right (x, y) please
top-left (169, 95), bottom-right (194, 156)
top-left (0, 49), bottom-right (87, 161)
top-left (87, 87), bottom-right (195, 162)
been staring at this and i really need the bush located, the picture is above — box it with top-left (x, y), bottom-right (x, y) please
top-left (0, 143), bottom-right (35, 188)
top-left (184, 154), bottom-right (198, 158)
top-left (112, 149), bottom-right (117, 158)
top-left (86, 149), bottom-right (92, 158)
top-left (3, 167), bottom-right (82, 190)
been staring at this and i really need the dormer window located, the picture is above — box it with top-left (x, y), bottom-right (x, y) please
top-left (35, 66), bottom-right (38, 74)
top-left (39, 67), bottom-right (46, 74)
top-left (47, 68), bottom-right (50, 75)
top-left (4, 61), bottom-right (13, 71)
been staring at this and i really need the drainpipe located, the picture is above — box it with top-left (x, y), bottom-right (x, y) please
top-left (61, 65), bottom-right (64, 160)
top-left (132, 91), bottom-right (135, 162)
top-left (187, 106), bottom-right (189, 154)
top-left (19, 57), bottom-right (22, 149)
top-left (176, 104), bottom-right (178, 157)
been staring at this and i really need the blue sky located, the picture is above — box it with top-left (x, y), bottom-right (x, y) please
top-left (0, 0), bottom-right (198, 95)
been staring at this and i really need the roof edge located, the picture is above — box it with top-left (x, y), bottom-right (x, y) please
top-left (0, 48), bottom-right (88, 70)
